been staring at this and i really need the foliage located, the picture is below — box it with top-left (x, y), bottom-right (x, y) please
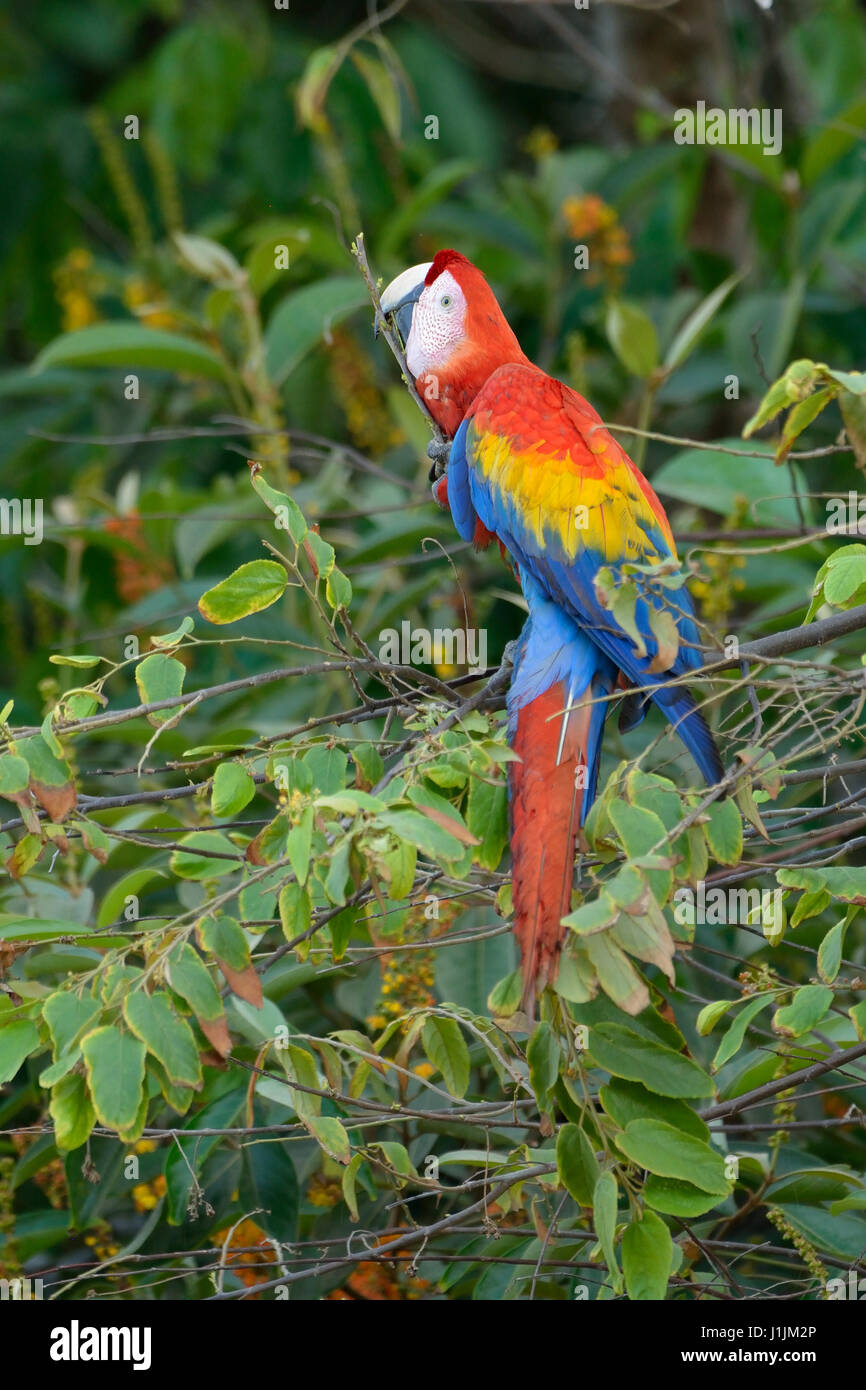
top-left (2, 0), bottom-right (866, 1302)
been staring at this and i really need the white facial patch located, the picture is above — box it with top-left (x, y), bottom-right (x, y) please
top-left (405, 270), bottom-right (467, 377)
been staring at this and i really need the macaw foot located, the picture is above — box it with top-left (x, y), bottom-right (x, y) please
top-left (426, 437), bottom-right (451, 481)
top-left (500, 638), bottom-right (519, 672)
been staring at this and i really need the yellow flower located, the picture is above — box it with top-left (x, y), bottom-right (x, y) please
top-left (54, 248), bottom-right (100, 331)
top-left (523, 127), bottom-right (558, 160)
top-left (131, 1174), bottom-right (166, 1213)
top-left (413, 1062), bottom-right (435, 1079)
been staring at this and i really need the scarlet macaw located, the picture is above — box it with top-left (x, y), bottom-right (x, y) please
top-left (381, 250), bottom-right (723, 1004)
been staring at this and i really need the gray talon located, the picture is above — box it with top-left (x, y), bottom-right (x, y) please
top-left (500, 639), bottom-right (519, 670)
top-left (426, 438), bottom-right (451, 480)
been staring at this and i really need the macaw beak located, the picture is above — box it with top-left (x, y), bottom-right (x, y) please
top-left (378, 261), bottom-right (432, 345)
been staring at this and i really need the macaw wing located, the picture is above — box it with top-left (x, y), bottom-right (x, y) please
top-left (455, 363), bottom-right (705, 682)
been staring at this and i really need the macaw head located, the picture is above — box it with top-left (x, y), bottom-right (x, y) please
top-left (381, 250), bottom-right (526, 434)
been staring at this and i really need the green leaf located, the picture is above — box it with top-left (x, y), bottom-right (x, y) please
top-left (0, 1019), bottom-right (40, 1082)
top-left (351, 48), bottom-right (402, 141)
top-left (653, 440), bottom-right (803, 528)
top-left (599, 1078), bottom-right (709, 1141)
top-left (375, 809), bottom-right (468, 864)
top-left (135, 652), bottom-right (185, 726)
top-left (696, 998), bottom-right (737, 1036)
top-left (211, 762), bottom-right (256, 819)
top-left (583, 930), bottom-right (650, 1015)
top-left (50, 1072), bottom-right (95, 1152)
top-left (48, 653), bottom-right (103, 669)
top-left (166, 943), bottom-right (224, 1022)
top-left (712, 994), bottom-right (773, 1070)
top-left (150, 615), bottom-right (195, 649)
top-left (605, 299), bottom-right (659, 378)
top-left (282, 1043), bottom-right (320, 1120)
top-left (644, 1175), bottom-right (724, 1218)
top-left (198, 559), bottom-right (289, 625)
top-left (198, 915), bottom-right (251, 973)
top-left (849, 1000), bottom-right (866, 1041)
top-left (368, 1140), bottom-right (419, 1186)
top-left (306, 1114), bottom-right (351, 1165)
top-left (777, 865), bottom-right (866, 904)
top-left (422, 1016), bottom-right (470, 1098)
top-left (664, 272), bottom-right (743, 371)
top-left (250, 467), bottom-right (308, 544)
top-left (487, 970), bottom-right (523, 1018)
top-left (527, 1021), bottom-right (560, 1101)
top-left (0, 753), bottom-right (29, 799)
top-left (123, 991), bottom-right (202, 1088)
top-left (608, 801), bottom-right (671, 903)
top-left (588, 1022), bottom-right (714, 1098)
top-left (592, 1171), bottom-right (622, 1293)
top-left (32, 323), bottom-right (229, 380)
top-left (278, 882), bottom-right (312, 941)
top-left (80, 1027), bottom-right (146, 1133)
top-left (326, 567), bottom-right (352, 610)
top-left (622, 1209), bottom-right (672, 1301)
top-left (556, 1124), bottom-right (599, 1206)
top-left (703, 799), bottom-right (742, 866)
top-left (617, 1119), bottom-right (730, 1195)
top-left (772, 984), bottom-right (834, 1038)
top-left (286, 806), bottom-right (314, 885)
top-left (343, 1152), bottom-right (364, 1221)
top-left (173, 231), bottom-right (242, 284)
top-left (43, 991), bottom-right (102, 1060)
top-left (239, 1140), bottom-right (299, 1243)
top-left (265, 277), bottom-right (368, 385)
top-left (801, 97), bottom-right (866, 186)
top-left (170, 830), bottom-right (239, 881)
top-left (818, 918), bottom-right (848, 984)
top-left (304, 745), bottom-right (348, 795)
top-left (467, 775), bottom-right (508, 871)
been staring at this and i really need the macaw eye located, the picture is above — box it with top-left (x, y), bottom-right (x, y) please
top-left (440, 294), bottom-right (452, 307)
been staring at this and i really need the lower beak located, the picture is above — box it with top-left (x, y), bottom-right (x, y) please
top-left (389, 295), bottom-right (420, 346)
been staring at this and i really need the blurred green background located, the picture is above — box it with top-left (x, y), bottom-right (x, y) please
top-left (2, 0), bottom-right (865, 730)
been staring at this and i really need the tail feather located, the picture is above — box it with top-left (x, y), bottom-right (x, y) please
top-left (510, 682), bottom-right (593, 1011)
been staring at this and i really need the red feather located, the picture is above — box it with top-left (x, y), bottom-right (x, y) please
top-left (509, 684), bottom-right (592, 1009)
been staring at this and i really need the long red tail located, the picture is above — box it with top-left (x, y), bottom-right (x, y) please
top-left (509, 682), bottom-right (594, 1012)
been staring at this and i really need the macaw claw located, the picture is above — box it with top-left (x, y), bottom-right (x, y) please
top-left (426, 437), bottom-right (451, 481)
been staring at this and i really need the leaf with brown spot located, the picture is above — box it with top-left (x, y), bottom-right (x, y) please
top-left (16, 735), bottom-right (77, 823)
top-left (416, 804), bottom-right (478, 846)
top-left (7, 834), bottom-right (43, 879)
top-left (200, 1014), bottom-right (232, 1057)
top-left (218, 960), bottom-right (263, 1008)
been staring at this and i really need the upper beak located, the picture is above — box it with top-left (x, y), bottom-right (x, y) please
top-left (378, 261), bottom-right (432, 344)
